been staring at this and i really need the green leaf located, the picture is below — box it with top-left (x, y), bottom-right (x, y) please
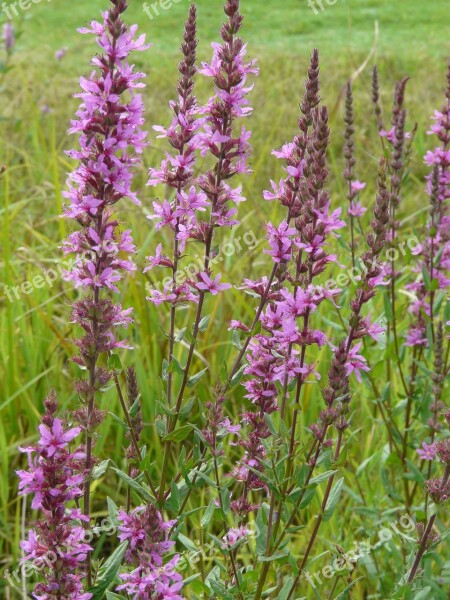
top-left (278, 577), bottom-right (295, 600)
top-left (106, 497), bottom-right (119, 527)
top-left (108, 412), bottom-right (128, 431)
top-left (179, 397), bottom-right (196, 421)
top-left (230, 365), bottom-right (245, 387)
top-left (323, 477), bottom-right (344, 522)
top-left (168, 357), bottom-right (185, 375)
top-left (308, 470), bottom-right (337, 487)
top-left (162, 358), bottom-right (169, 381)
top-left (187, 368), bottom-right (208, 387)
top-left (106, 593), bottom-right (127, 600)
top-left (174, 327), bottom-right (187, 342)
top-left (162, 424), bottom-right (193, 443)
top-left (258, 551), bottom-right (289, 562)
top-left (232, 329), bottom-right (242, 349)
top-left (255, 506), bottom-right (268, 556)
top-left (129, 397), bottom-right (141, 419)
top-left (220, 488), bottom-right (230, 516)
top-left (201, 498), bottom-right (216, 528)
top-left (111, 467), bottom-right (154, 503)
top-left (199, 315), bottom-right (210, 332)
top-left (108, 353), bottom-right (122, 372)
top-left (89, 541), bottom-right (128, 599)
top-left (167, 481), bottom-right (181, 512)
top-left (177, 532), bottom-right (198, 552)
top-left (334, 576), bottom-right (364, 600)
top-left (412, 587), bottom-right (432, 600)
top-left (92, 459), bottom-right (110, 480)
top-left (299, 487), bottom-right (317, 509)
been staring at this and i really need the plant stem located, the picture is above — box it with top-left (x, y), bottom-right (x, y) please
top-left (407, 464), bottom-right (450, 583)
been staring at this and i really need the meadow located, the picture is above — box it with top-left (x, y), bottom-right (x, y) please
top-left (0, 0), bottom-right (449, 598)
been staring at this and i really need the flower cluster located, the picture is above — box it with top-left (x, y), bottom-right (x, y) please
top-left (343, 81), bottom-right (367, 223)
top-left (17, 392), bottom-right (91, 600)
top-left (61, 0), bottom-right (149, 500)
top-left (222, 526), bottom-right (253, 549)
top-left (406, 65), bottom-right (450, 347)
top-left (313, 161), bottom-right (390, 437)
top-left (146, 0), bottom-right (257, 306)
top-left (231, 51), bottom-right (348, 514)
top-left (117, 504), bottom-right (183, 599)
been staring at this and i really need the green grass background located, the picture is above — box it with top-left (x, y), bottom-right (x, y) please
top-left (0, 0), bottom-right (449, 597)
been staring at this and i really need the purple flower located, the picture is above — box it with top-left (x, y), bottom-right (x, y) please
top-left (351, 180), bottom-right (366, 193)
top-left (63, 0), bottom-right (148, 414)
top-left (348, 201), bottom-right (367, 217)
top-left (195, 271), bottom-right (231, 295)
top-left (117, 504), bottom-right (183, 598)
top-left (405, 68), bottom-right (450, 346)
top-left (345, 343), bottom-right (370, 382)
top-left (17, 393), bottom-right (91, 599)
top-left (264, 221), bottom-right (297, 263)
top-left (38, 419), bottom-right (81, 457)
top-left (55, 47), bottom-right (67, 61)
top-left (2, 22), bottom-right (15, 52)
top-left (222, 526), bottom-right (253, 548)
top-left (417, 442), bottom-right (437, 461)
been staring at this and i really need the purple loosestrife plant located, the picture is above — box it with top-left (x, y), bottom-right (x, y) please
top-left (344, 81), bottom-right (367, 266)
top-left (232, 96), bottom-right (347, 517)
top-left (284, 160), bottom-right (391, 598)
top-left (245, 69), bottom-right (389, 599)
top-left (62, 0), bottom-right (149, 581)
top-left (17, 392), bottom-right (92, 600)
top-left (14, 2), bottom-right (450, 596)
top-left (407, 324), bottom-right (450, 584)
top-left (406, 64), bottom-right (450, 348)
top-left (116, 504), bottom-right (183, 599)
top-left (146, 0), bottom-right (258, 504)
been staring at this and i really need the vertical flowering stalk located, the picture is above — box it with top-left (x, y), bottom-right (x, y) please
top-left (408, 404), bottom-right (450, 584)
top-left (146, 4), bottom-right (200, 407)
top-left (124, 367), bottom-right (143, 512)
top-left (400, 67), bottom-right (450, 501)
top-left (148, 0), bottom-right (258, 503)
top-left (283, 161), bottom-right (391, 600)
top-left (17, 392), bottom-right (92, 599)
top-left (233, 103), bottom-right (346, 520)
top-left (223, 49), bottom-right (321, 399)
top-left (414, 322), bottom-right (446, 511)
top-left (228, 50), bottom-right (325, 517)
top-left (1, 21), bottom-right (15, 80)
top-left (344, 81), bottom-right (366, 267)
top-left (406, 64), bottom-right (450, 348)
top-left (62, 0), bottom-right (149, 580)
top-left (253, 141), bottom-right (387, 600)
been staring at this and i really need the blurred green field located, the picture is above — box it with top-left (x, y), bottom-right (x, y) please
top-left (0, 0), bottom-right (449, 598)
